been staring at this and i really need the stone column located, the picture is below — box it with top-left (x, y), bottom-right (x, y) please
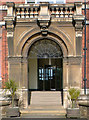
top-left (63, 57), bottom-right (69, 108)
top-left (21, 57), bottom-right (28, 108)
top-left (63, 57), bottom-right (69, 89)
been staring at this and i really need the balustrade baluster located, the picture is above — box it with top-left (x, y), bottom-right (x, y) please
top-left (21, 8), bottom-right (25, 18)
top-left (30, 8), bottom-right (34, 18)
top-left (56, 8), bottom-right (59, 18)
top-left (69, 8), bottom-right (73, 17)
top-left (34, 8), bottom-right (38, 18)
top-left (26, 8), bottom-right (29, 18)
top-left (65, 7), bottom-right (68, 18)
top-left (51, 7), bottom-right (55, 17)
top-left (17, 8), bottom-right (21, 18)
top-left (60, 7), bottom-right (63, 18)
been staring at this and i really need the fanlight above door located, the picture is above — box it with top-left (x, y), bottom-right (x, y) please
top-left (28, 39), bottom-right (63, 58)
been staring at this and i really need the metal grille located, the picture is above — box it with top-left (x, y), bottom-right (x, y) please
top-left (28, 39), bottom-right (63, 58)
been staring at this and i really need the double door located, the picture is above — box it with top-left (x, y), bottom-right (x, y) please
top-left (38, 65), bottom-right (62, 91)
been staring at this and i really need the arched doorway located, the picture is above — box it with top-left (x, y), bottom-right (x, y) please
top-left (28, 39), bottom-right (63, 91)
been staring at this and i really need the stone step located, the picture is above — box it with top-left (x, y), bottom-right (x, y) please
top-left (20, 109), bottom-right (66, 118)
top-left (30, 91), bottom-right (62, 105)
top-left (21, 109), bottom-right (66, 114)
top-left (31, 103), bottom-right (62, 105)
top-left (21, 112), bottom-right (66, 118)
top-left (29, 105), bottom-right (64, 111)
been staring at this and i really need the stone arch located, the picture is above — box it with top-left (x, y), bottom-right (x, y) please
top-left (22, 36), bottom-right (67, 57)
top-left (15, 27), bottom-right (74, 57)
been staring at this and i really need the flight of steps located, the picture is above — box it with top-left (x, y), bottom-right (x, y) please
top-left (21, 91), bottom-right (66, 118)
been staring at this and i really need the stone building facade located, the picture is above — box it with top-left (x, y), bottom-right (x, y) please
top-left (0, 0), bottom-right (89, 108)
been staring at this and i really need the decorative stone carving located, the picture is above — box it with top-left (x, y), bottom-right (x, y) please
top-left (8, 57), bottom-right (22, 63)
top-left (37, 2), bottom-right (51, 35)
top-left (73, 16), bottom-right (84, 32)
top-left (73, 2), bottom-right (84, 38)
top-left (63, 57), bottom-right (82, 65)
top-left (4, 16), bottom-right (15, 32)
top-left (4, 2), bottom-right (15, 37)
top-left (68, 56), bottom-right (82, 64)
top-left (8, 57), bottom-right (28, 63)
top-left (63, 57), bottom-right (68, 64)
top-left (22, 57), bottom-right (28, 63)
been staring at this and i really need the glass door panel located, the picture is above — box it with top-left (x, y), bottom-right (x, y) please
top-left (38, 67), bottom-right (44, 90)
top-left (55, 67), bottom-right (62, 90)
top-left (38, 59), bottom-right (63, 91)
top-left (45, 66), bottom-right (50, 90)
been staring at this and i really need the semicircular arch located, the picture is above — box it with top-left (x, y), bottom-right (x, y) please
top-left (15, 27), bottom-right (74, 57)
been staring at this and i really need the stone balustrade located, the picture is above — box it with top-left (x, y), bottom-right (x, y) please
top-left (50, 5), bottom-right (75, 18)
top-left (15, 3), bottom-right (76, 19)
top-left (16, 6), bottom-right (39, 19)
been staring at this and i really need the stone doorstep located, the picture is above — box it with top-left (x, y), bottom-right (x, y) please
top-left (29, 105), bottom-right (64, 109)
top-left (20, 111), bottom-right (66, 118)
top-left (20, 114), bottom-right (66, 118)
top-left (20, 110), bottom-right (66, 114)
top-left (20, 109), bottom-right (66, 118)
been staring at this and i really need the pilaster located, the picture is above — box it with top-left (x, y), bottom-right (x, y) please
top-left (4, 2), bottom-right (15, 56)
top-left (73, 2), bottom-right (84, 56)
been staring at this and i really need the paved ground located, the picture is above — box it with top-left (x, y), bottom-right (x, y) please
top-left (1, 118), bottom-right (88, 120)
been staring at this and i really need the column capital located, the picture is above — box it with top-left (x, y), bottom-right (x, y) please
top-left (68, 56), bottom-right (82, 65)
top-left (73, 15), bottom-right (84, 31)
top-left (8, 56), bottom-right (22, 63)
top-left (4, 16), bottom-right (15, 37)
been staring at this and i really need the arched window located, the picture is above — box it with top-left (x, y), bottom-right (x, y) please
top-left (28, 39), bottom-right (63, 58)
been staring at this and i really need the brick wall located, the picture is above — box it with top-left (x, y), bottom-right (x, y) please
top-left (82, 8), bottom-right (89, 88)
top-left (1, 26), bottom-right (8, 86)
top-left (86, 25), bottom-right (89, 88)
top-left (0, 27), bottom-right (2, 88)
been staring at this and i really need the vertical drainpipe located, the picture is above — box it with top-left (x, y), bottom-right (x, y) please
top-left (83, 0), bottom-right (87, 95)
top-left (0, 25), bottom-right (2, 89)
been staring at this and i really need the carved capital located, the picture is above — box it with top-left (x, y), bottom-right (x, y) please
top-left (22, 57), bottom-right (28, 63)
top-left (8, 56), bottom-right (22, 63)
top-left (73, 15), bottom-right (84, 31)
top-left (4, 16), bottom-right (15, 32)
top-left (63, 57), bottom-right (68, 64)
top-left (68, 56), bottom-right (82, 65)
top-left (8, 56), bottom-right (28, 63)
